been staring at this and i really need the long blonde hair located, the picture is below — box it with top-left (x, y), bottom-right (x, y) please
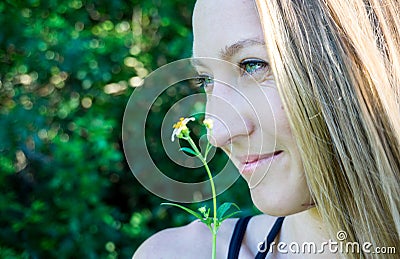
top-left (255, 0), bottom-right (400, 257)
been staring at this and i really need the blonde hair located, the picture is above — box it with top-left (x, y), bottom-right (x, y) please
top-left (255, 0), bottom-right (400, 257)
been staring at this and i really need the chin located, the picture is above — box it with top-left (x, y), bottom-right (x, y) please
top-left (250, 189), bottom-right (309, 217)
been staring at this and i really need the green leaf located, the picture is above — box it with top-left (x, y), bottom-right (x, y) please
top-left (217, 202), bottom-right (241, 220)
top-left (179, 147), bottom-right (198, 156)
top-left (220, 211), bottom-right (242, 222)
top-left (161, 203), bottom-right (203, 220)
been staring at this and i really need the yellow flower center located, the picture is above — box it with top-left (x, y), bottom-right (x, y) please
top-left (173, 117), bottom-right (186, 129)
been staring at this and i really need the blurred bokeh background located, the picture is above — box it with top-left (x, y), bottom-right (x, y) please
top-left (0, 0), bottom-right (257, 258)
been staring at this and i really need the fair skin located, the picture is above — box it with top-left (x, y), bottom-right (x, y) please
top-left (135, 0), bottom-right (335, 258)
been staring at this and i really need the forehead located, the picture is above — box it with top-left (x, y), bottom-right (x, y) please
top-left (192, 0), bottom-right (263, 58)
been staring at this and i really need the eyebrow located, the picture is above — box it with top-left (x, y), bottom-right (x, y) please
top-left (191, 37), bottom-right (265, 67)
top-left (220, 38), bottom-right (265, 61)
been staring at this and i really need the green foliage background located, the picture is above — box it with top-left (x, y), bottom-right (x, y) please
top-left (0, 0), bottom-right (256, 258)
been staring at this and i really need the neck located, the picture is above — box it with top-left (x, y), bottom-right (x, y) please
top-left (283, 207), bottom-right (329, 243)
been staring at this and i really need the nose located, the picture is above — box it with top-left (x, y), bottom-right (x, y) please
top-left (206, 80), bottom-right (254, 147)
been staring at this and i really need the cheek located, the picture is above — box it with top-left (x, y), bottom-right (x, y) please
top-left (262, 92), bottom-right (293, 139)
top-left (276, 105), bottom-right (293, 138)
top-left (253, 94), bottom-right (311, 215)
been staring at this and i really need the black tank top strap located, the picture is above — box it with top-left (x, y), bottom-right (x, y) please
top-left (227, 216), bottom-right (285, 259)
top-left (255, 216), bottom-right (285, 259)
top-left (227, 215), bottom-right (253, 259)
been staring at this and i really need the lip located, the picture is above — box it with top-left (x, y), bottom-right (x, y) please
top-left (237, 150), bottom-right (283, 175)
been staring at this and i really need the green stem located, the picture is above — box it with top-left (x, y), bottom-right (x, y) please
top-left (187, 137), bottom-right (217, 259)
top-left (186, 137), bottom-right (201, 156)
top-left (203, 161), bottom-right (217, 259)
top-left (204, 141), bottom-right (210, 159)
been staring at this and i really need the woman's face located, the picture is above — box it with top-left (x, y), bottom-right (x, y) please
top-left (192, 0), bottom-right (314, 216)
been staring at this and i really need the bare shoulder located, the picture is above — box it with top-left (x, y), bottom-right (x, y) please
top-left (133, 214), bottom-right (279, 258)
top-left (133, 218), bottom-right (240, 259)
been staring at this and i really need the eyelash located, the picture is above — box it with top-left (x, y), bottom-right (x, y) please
top-left (194, 74), bottom-right (214, 89)
top-left (239, 58), bottom-right (270, 77)
top-left (194, 58), bottom-right (270, 89)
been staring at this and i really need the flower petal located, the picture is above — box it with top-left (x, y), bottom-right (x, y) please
top-left (183, 117), bottom-right (195, 124)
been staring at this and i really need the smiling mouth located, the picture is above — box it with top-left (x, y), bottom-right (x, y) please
top-left (238, 150), bottom-right (283, 175)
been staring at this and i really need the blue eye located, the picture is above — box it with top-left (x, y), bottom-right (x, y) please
top-left (194, 75), bottom-right (214, 89)
top-left (239, 59), bottom-right (269, 76)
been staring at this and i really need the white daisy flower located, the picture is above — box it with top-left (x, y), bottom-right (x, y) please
top-left (171, 117), bottom-right (195, 141)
